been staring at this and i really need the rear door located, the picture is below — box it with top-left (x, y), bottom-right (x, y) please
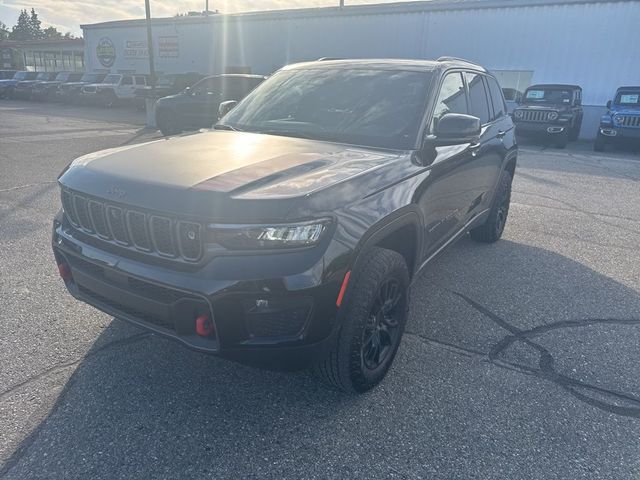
top-left (461, 71), bottom-right (504, 219)
top-left (483, 75), bottom-right (514, 205)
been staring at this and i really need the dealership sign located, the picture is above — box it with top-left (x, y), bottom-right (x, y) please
top-left (121, 38), bottom-right (179, 59)
top-left (124, 40), bottom-right (149, 59)
top-left (96, 37), bottom-right (116, 67)
top-left (158, 36), bottom-right (179, 58)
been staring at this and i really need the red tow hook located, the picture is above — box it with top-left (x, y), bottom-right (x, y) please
top-left (57, 262), bottom-right (72, 281)
top-left (195, 314), bottom-right (215, 337)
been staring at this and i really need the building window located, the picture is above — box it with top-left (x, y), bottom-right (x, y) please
top-left (491, 70), bottom-right (533, 103)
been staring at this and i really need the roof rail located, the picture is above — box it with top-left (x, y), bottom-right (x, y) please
top-left (436, 56), bottom-right (485, 69)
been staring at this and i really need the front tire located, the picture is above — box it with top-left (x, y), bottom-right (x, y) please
top-left (313, 247), bottom-right (409, 393)
top-left (554, 129), bottom-right (569, 149)
top-left (157, 111), bottom-right (182, 136)
top-left (470, 170), bottom-right (512, 243)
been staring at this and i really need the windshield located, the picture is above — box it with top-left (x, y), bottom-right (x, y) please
top-left (36, 73), bottom-right (50, 80)
top-left (615, 91), bottom-right (640, 106)
top-left (220, 68), bottom-right (432, 150)
top-left (103, 74), bottom-right (121, 85)
top-left (524, 88), bottom-right (572, 104)
top-left (55, 73), bottom-right (70, 82)
top-left (13, 71), bottom-right (28, 80)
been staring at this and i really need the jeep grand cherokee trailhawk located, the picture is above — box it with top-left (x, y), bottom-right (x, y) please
top-left (53, 58), bottom-right (517, 392)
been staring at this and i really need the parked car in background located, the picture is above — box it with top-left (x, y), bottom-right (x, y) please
top-left (53, 57), bottom-right (517, 392)
top-left (12, 72), bottom-right (59, 100)
top-left (32, 72), bottom-right (84, 101)
top-left (134, 72), bottom-right (205, 109)
top-left (155, 74), bottom-right (266, 136)
top-left (594, 86), bottom-right (640, 151)
top-left (512, 84), bottom-right (583, 148)
top-left (80, 73), bottom-right (148, 107)
top-left (0, 70), bottom-right (17, 80)
top-left (502, 87), bottom-right (523, 114)
top-left (0, 71), bottom-right (38, 99)
top-left (56, 72), bottom-right (107, 103)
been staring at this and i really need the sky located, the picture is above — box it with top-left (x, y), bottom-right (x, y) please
top-left (0, 0), bottom-right (407, 36)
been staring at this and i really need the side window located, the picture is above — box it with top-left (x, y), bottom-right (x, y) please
top-left (135, 75), bottom-right (146, 86)
top-left (431, 72), bottom-right (467, 132)
top-left (464, 72), bottom-right (491, 124)
top-left (121, 76), bottom-right (133, 86)
top-left (486, 76), bottom-right (506, 120)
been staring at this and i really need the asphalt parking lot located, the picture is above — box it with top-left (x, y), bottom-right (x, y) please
top-left (1, 100), bottom-right (639, 479)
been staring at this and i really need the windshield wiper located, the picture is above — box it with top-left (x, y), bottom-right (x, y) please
top-left (213, 124), bottom-right (241, 132)
top-left (258, 130), bottom-right (315, 140)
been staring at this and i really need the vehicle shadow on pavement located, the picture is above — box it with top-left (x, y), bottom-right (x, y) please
top-left (2, 237), bottom-right (640, 478)
top-left (408, 237), bottom-right (640, 417)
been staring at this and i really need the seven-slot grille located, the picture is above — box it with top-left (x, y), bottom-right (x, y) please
top-left (617, 115), bottom-right (640, 128)
top-left (60, 189), bottom-right (202, 261)
top-left (518, 110), bottom-right (555, 122)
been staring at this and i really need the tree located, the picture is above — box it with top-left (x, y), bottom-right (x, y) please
top-left (29, 8), bottom-right (43, 39)
top-left (43, 26), bottom-right (62, 39)
top-left (9, 9), bottom-right (33, 41)
top-left (0, 21), bottom-right (9, 41)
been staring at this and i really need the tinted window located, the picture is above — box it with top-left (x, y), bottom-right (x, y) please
top-left (122, 76), bottom-right (133, 86)
top-left (523, 87), bottom-right (571, 105)
top-left (615, 91), bottom-right (640, 106)
top-left (103, 74), bottom-right (121, 85)
top-left (135, 76), bottom-right (146, 85)
top-left (465, 72), bottom-right (490, 124)
top-left (487, 77), bottom-right (506, 119)
top-left (222, 68), bottom-right (433, 150)
top-left (431, 72), bottom-right (467, 132)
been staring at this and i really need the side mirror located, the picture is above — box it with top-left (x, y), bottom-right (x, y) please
top-left (218, 100), bottom-right (238, 118)
top-left (183, 86), bottom-right (191, 95)
top-left (606, 100), bottom-right (612, 109)
top-left (431, 113), bottom-right (481, 146)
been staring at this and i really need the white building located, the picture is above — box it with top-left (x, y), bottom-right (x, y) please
top-left (81, 0), bottom-right (640, 139)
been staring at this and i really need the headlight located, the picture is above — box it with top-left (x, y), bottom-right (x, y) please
top-left (614, 115), bottom-right (624, 125)
top-left (547, 111), bottom-right (559, 121)
top-left (207, 219), bottom-right (331, 250)
top-left (514, 110), bottom-right (523, 119)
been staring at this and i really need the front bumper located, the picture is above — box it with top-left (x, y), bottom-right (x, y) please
top-left (52, 213), bottom-right (346, 368)
top-left (515, 121), bottom-right (567, 135)
top-left (599, 126), bottom-right (640, 141)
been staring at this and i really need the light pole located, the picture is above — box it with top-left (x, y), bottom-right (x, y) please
top-left (144, 0), bottom-right (156, 88)
top-left (144, 0), bottom-right (157, 127)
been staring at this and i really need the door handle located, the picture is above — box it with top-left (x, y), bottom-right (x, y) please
top-left (496, 130), bottom-right (507, 139)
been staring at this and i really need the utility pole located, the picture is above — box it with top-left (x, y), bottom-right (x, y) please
top-left (340, 0), bottom-right (344, 6)
top-left (144, 0), bottom-right (156, 88)
top-left (206, 0), bottom-right (209, 13)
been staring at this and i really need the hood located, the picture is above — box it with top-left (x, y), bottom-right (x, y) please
top-left (516, 104), bottom-right (568, 112)
top-left (59, 131), bottom-right (404, 222)
top-left (0, 79), bottom-right (18, 86)
top-left (610, 106), bottom-right (640, 115)
top-left (16, 80), bottom-right (39, 87)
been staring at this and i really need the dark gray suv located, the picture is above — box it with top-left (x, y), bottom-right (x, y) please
top-left (53, 57), bottom-right (517, 392)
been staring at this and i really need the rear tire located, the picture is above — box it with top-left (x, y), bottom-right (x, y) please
top-left (594, 133), bottom-right (606, 152)
top-left (470, 170), bottom-right (512, 243)
top-left (313, 247), bottom-right (409, 393)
